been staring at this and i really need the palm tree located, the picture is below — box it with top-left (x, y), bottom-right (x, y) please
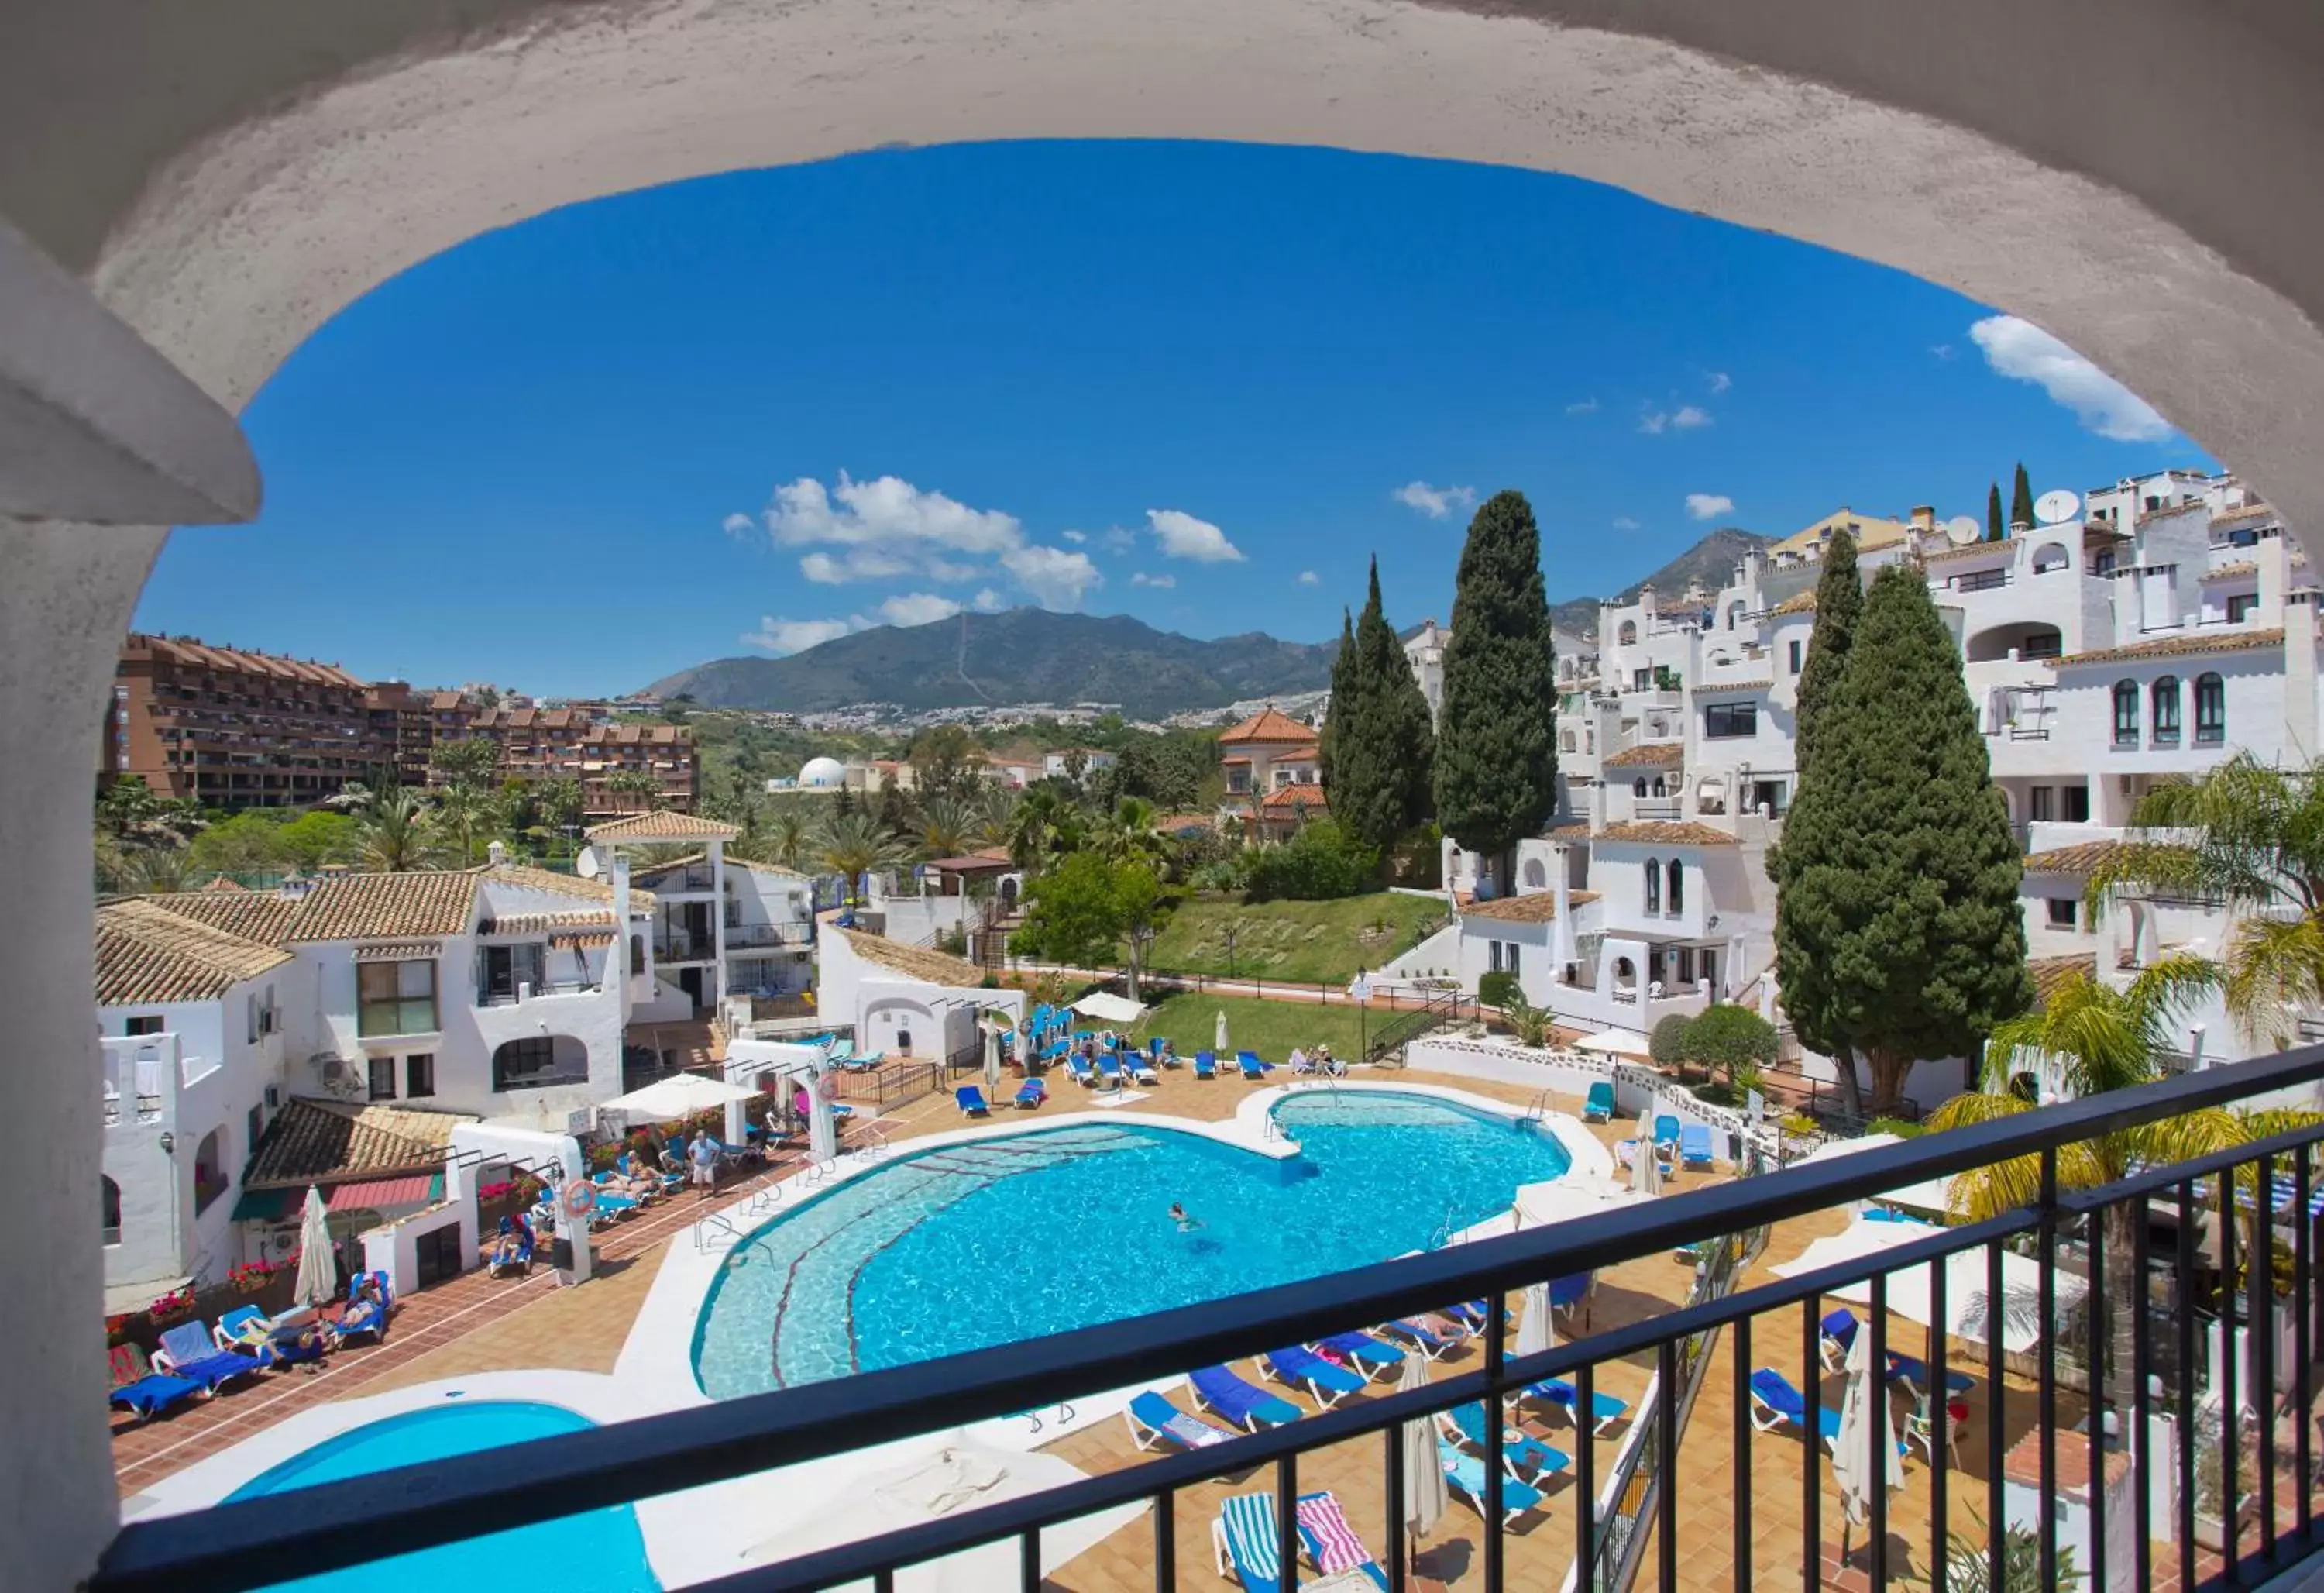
top-left (356, 786), bottom-right (449, 872)
top-left (431, 781), bottom-right (500, 865)
top-left (1929, 958), bottom-right (2258, 1419)
top-left (2085, 754), bottom-right (2324, 1048)
top-left (766, 805), bottom-right (812, 871)
top-left (816, 810), bottom-right (906, 906)
top-left (125, 842), bottom-right (193, 893)
top-left (1008, 787), bottom-right (1074, 876)
top-left (535, 776), bottom-right (586, 839)
top-left (974, 786), bottom-right (1018, 851)
top-left (604, 767), bottom-right (664, 814)
top-left (1095, 796), bottom-right (1171, 871)
top-left (917, 796), bottom-right (977, 862)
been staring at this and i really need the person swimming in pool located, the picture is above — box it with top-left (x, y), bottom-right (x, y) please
top-left (1169, 1202), bottom-right (1202, 1232)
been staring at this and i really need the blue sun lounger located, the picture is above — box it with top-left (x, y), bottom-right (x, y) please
top-left (1378, 1316), bottom-right (1462, 1359)
top-left (1653, 1115), bottom-right (1682, 1158)
top-left (1582, 1081), bottom-right (1617, 1122)
top-left (1747, 1368), bottom-right (1844, 1450)
top-left (1520, 1378), bottom-right (1630, 1434)
top-left (1883, 1354), bottom-right (1975, 1399)
top-left (108, 1344), bottom-right (204, 1423)
top-left (1213, 1490), bottom-right (1392, 1593)
top-left (1679, 1124), bottom-right (1715, 1168)
top-left (1067, 1054), bottom-right (1097, 1086)
top-left (956, 1085), bottom-right (989, 1116)
top-left (332, 1270), bottom-right (394, 1347)
top-left (1439, 1440), bottom-right (1546, 1524)
top-left (1189, 1365), bottom-right (1304, 1431)
top-left (1126, 1053), bottom-right (1160, 1086)
top-left (1126, 1390), bottom-right (1238, 1453)
top-left (1311, 1330), bottom-right (1406, 1381)
top-left (1098, 1053), bottom-right (1127, 1087)
top-left (1237, 1051), bottom-right (1269, 1079)
top-left (1447, 1299), bottom-right (1493, 1332)
top-left (1439, 1401), bottom-right (1571, 1485)
top-left (1263, 1345), bottom-right (1368, 1409)
top-left (154, 1321), bottom-right (263, 1395)
top-left (1194, 1051), bottom-right (1218, 1080)
top-left (1818, 1308), bottom-right (1859, 1370)
top-left (1014, 1077), bottom-right (1047, 1110)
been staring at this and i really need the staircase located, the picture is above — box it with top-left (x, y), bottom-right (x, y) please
top-left (1362, 986), bottom-right (1470, 1066)
top-left (972, 907), bottom-right (1023, 969)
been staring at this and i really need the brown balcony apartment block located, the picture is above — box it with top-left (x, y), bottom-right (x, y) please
top-left (105, 633), bottom-right (396, 810)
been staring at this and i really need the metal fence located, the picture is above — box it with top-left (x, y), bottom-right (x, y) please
top-left (93, 1044), bottom-right (2324, 1593)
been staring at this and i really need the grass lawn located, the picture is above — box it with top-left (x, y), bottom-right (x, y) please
top-left (1136, 992), bottom-right (1374, 1063)
top-left (1143, 892), bottom-right (1446, 986)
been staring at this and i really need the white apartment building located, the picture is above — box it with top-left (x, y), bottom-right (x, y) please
top-left (95, 858), bottom-right (658, 1303)
top-left (585, 810), bottom-right (818, 1023)
top-left (1437, 477), bottom-right (2322, 1063)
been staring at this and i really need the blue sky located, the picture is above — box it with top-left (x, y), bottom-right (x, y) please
top-left (136, 139), bottom-right (2212, 696)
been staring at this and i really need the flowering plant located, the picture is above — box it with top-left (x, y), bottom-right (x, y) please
top-left (146, 1286), bottom-right (198, 1323)
top-left (228, 1255), bottom-right (293, 1293)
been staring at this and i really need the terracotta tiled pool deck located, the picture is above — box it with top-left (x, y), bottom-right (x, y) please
top-left (109, 1059), bottom-right (2322, 1588)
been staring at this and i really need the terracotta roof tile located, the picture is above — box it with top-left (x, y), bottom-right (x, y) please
top-left (1772, 590), bottom-right (1819, 616)
top-left (1923, 539), bottom-right (2013, 565)
top-left (1278, 744), bottom-right (1322, 762)
top-left (242, 1098), bottom-right (478, 1190)
top-left (478, 909), bottom-right (618, 936)
top-left (2022, 838), bottom-right (2192, 876)
top-left (1690, 680), bottom-right (1772, 696)
top-left (2212, 503), bottom-right (2274, 526)
top-left (95, 900), bottom-right (292, 1006)
top-left (286, 871), bottom-right (479, 941)
top-left (1261, 785), bottom-right (1330, 813)
top-left (2028, 952), bottom-right (2098, 1008)
top-left (1219, 707), bottom-right (1314, 745)
top-left (1461, 889), bottom-right (1601, 924)
top-left (1604, 743), bottom-right (1684, 769)
top-left (585, 810), bottom-right (739, 841)
top-left (142, 889), bottom-right (301, 946)
top-left (476, 862), bottom-right (654, 911)
top-left (833, 926), bottom-right (991, 989)
top-left (1587, 821), bottom-right (1739, 846)
top-left (2201, 561), bottom-right (2259, 581)
top-left (2049, 628), bottom-right (2284, 668)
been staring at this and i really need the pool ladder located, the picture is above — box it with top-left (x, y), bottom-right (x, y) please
top-left (1427, 1202), bottom-right (1463, 1250)
top-left (1522, 1089), bottom-right (1552, 1126)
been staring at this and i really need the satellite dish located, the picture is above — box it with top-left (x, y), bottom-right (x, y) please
top-left (1944, 515), bottom-right (1982, 545)
top-left (2034, 489), bottom-right (2082, 525)
top-left (575, 845), bottom-right (602, 879)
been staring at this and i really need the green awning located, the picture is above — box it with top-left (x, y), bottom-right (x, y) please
top-left (231, 1186), bottom-right (297, 1223)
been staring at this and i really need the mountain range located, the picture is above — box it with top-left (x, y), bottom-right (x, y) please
top-left (649, 528), bottom-right (1772, 717)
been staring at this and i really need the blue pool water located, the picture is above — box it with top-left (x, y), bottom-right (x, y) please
top-left (225, 1400), bottom-right (659, 1591)
top-left (694, 1089), bottom-right (1571, 1398)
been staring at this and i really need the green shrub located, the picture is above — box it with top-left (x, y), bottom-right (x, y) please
top-left (1649, 1013), bottom-right (1693, 1068)
top-left (1864, 1116), bottom-right (1927, 1139)
top-left (1477, 969), bottom-right (1521, 1010)
top-left (1690, 1082), bottom-right (1740, 1106)
top-left (1683, 1003), bottom-right (1778, 1087)
top-left (1241, 820), bottom-right (1379, 902)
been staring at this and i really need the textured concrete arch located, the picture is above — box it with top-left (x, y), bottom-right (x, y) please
top-left (12, 3), bottom-right (2324, 1588)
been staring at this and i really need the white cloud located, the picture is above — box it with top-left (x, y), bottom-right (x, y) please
top-left (972, 588), bottom-right (1007, 613)
top-left (1100, 527), bottom-right (1136, 554)
top-left (722, 512), bottom-right (755, 538)
top-left (1000, 544), bottom-right (1103, 611)
top-left (1930, 343), bottom-right (1954, 362)
top-left (1130, 571), bottom-right (1177, 589)
top-left (1968, 315), bottom-right (2171, 442)
top-left (1297, 570), bottom-right (1321, 587)
top-left (1707, 371), bottom-right (1732, 394)
top-left (1685, 494), bottom-right (1735, 521)
top-left (1612, 516), bottom-right (1642, 531)
top-left (740, 615), bottom-right (865, 655)
top-left (1565, 398), bottom-right (1600, 416)
top-left (878, 592), bottom-right (963, 628)
top-left (1061, 528), bottom-right (1087, 544)
top-left (1638, 409), bottom-right (1668, 435)
top-left (1671, 405), bottom-right (1712, 430)
top-left (1391, 480), bottom-right (1478, 520)
top-left (761, 472), bottom-right (1021, 557)
top-left (1147, 508), bottom-right (1246, 563)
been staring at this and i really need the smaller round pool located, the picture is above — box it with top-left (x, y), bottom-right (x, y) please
top-left (225, 1399), bottom-right (658, 1591)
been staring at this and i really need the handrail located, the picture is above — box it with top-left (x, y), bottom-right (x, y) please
top-left (91, 1041), bottom-right (2324, 1593)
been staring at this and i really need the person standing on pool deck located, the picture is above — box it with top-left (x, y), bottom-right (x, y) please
top-left (689, 1130), bottom-right (719, 1198)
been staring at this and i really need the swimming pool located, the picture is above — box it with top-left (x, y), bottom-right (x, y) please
top-left (693, 1089), bottom-right (1573, 1398)
top-left (225, 1399), bottom-right (660, 1591)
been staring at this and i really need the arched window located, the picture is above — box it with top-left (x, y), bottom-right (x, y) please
top-left (2030, 542), bottom-right (2070, 574)
top-left (101, 1175), bottom-right (121, 1246)
top-left (1618, 620), bottom-right (1638, 645)
top-left (193, 1127), bottom-right (226, 1216)
top-left (1633, 779), bottom-right (1648, 797)
top-left (1725, 600), bottom-right (1744, 631)
top-left (1666, 858), bottom-right (1684, 916)
top-left (1560, 729), bottom-right (1577, 752)
top-left (1644, 858), bottom-right (1662, 914)
top-left (2111, 680), bottom-right (2140, 747)
top-left (1522, 858), bottom-right (1547, 889)
top-left (2195, 673), bottom-right (2226, 743)
top-left (492, 1034), bottom-right (590, 1091)
top-left (2150, 675), bottom-right (2181, 743)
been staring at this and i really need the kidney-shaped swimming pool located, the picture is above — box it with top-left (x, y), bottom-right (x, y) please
top-left (693, 1089), bottom-right (1573, 1398)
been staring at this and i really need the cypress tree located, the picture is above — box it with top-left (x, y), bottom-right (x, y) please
top-left (1768, 566), bottom-right (2033, 1113)
top-left (1326, 558), bottom-right (1435, 851)
top-left (1985, 482), bottom-right (2005, 543)
top-left (1788, 528), bottom-right (1861, 775)
top-left (2009, 462), bottom-right (2036, 534)
top-left (1433, 491), bottom-right (1558, 885)
top-left (1318, 607), bottom-right (1358, 796)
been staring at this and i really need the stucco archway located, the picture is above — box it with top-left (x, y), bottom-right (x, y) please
top-left (14, 3), bottom-right (2324, 1585)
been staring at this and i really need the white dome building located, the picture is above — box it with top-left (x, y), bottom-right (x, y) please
top-left (799, 755), bottom-right (847, 789)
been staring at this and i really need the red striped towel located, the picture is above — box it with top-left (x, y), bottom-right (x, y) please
top-left (1295, 1492), bottom-right (1368, 1574)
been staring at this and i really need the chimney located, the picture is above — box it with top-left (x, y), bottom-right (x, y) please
top-left (486, 839), bottom-right (507, 866)
top-left (1910, 505), bottom-right (1936, 530)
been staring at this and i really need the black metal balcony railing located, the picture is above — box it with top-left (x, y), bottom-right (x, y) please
top-left (93, 1044), bottom-right (2324, 1593)
top-left (723, 921), bottom-right (808, 950)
